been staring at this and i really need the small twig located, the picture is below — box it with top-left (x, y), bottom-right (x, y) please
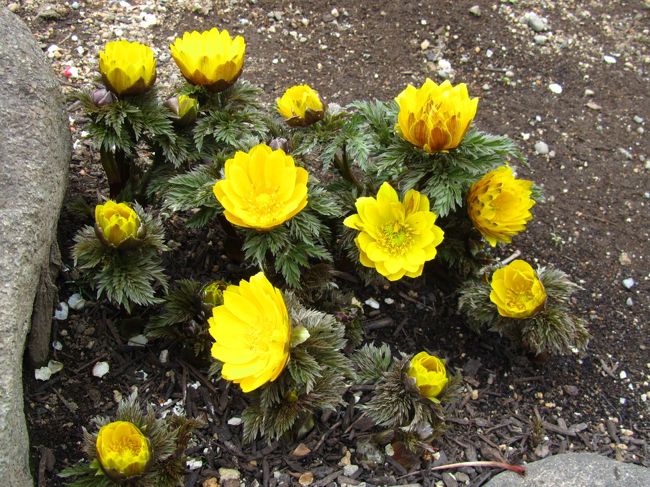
top-left (398, 461), bottom-right (526, 479)
top-left (500, 250), bottom-right (521, 266)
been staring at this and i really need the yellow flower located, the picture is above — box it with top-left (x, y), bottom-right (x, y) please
top-left (395, 79), bottom-right (478, 152)
top-left (467, 166), bottom-right (535, 247)
top-left (490, 260), bottom-right (547, 319)
top-left (213, 144), bottom-right (309, 230)
top-left (277, 84), bottom-right (325, 127)
top-left (208, 272), bottom-right (291, 392)
top-left (94, 200), bottom-right (141, 248)
top-left (170, 28), bottom-right (245, 92)
top-left (407, 352), bottom-right (448, 402)
top-left (96, 421), bottom-right (151, 479)
top-left (343, 182), bottom-right (444, 281)
top-left (99, 40), bottom-right (156, 96)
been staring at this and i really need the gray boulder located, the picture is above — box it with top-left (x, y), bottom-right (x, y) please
top-left (485, 452), bottom-right (650, 487)
top-left (0, 6), bottom-right (70, 485)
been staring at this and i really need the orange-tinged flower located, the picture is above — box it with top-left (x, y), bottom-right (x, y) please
top-left (277, 84), bottom-right (325, 127)
top-left (208, 272), bottom-right (291, 392)
top-left (344, 182), bottom-right (444, 281)
top-left (213, 144), bottom-right (308, 230)
top-left (96, 421), bottom-right (151, 479)
top-left (94, 200), bottom-right (141, 248)
top-left (490, 260), bottom-right (547, 318)
top-left (467, 166), bottom-right (535, 247)
top-left (99, 40), bottom-right (156, 96)
top-left (395, 79), bottom-right (478, 152)
top-left (407, 352), bottom-right (448, 402)
top-left (170, 28), bottom-right (245, 91)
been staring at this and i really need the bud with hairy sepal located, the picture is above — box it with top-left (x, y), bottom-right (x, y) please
top-left (165, 94), bottom-right (199, 126)
top-left (91, 88), bottom-right (117, 107)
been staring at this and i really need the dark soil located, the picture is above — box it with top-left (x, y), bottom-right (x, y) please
top-left (16, 0), bottom-right (649, 486)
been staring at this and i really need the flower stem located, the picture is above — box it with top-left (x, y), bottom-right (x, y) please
top-left (334, 144), bottom-right (364, 192)
top-left (429, 460), bottom-right (526, 476)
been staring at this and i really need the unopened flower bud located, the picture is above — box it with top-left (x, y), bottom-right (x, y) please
top-left (165, 94), bottom-right (198, 126)
top-left (268, 137), bottom-right (289, 152)
top-left (91, 88), bottom-right (116, 106)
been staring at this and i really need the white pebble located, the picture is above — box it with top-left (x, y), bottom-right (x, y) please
top-left (227, 417), bottom-right (243, 426)
top-left (186, 458), bottom-right (203, 470)
top-left (364, 298), bottom-right (380, 309)
top-left (535, 141), bottom-right (550, 155)
top-left (626, 297), bottom-right (633, 306)
top-left (52, 340), bottom-right (63, 351)
top-left (633, 115), bottom-right (644, 124)
top-left (622, 278), bottom-right (635, 289)
top-left (619, 370), bottom-right (627, 380)
top-left (54, 302), bottom-right (69, 320)
top-left (343, 464), bottom-right (359, 476)
top-left (384, 297), bottom-right (395, 305)
top-left (67, 293), bottom-right (85, 310)
top-left (128, 334), bottom-right (148, 347)
top-left (159, 349), bottom-right (169, 364)
top-left (549, 83), bottom-right (563, 94)
top-left (92, 361), bottom-right (110, 378)
top-left (603, 55), bottom-right (617, 64)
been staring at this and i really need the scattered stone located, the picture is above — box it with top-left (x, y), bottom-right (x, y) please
top-left (485, 453), bottom-right (650, 486)
top-left (420, 39), bottom-right (430, 51)
top-left (619, 252), bottom-right (631, 265)
top-left (67, 293), bottom-right (85, 310)
top-left (36, 3), bottom-right (69, 20)
top-left (127, 334), bottom-right (148, 347)
top-left (364, 298), bottom-right (380, 309)
top-left (292, 443), bottom-right (311, 457)
top-left (603, 55), bottom-right (617, 64)
top-left (469, 5), bottom-right (481, 17)
top-left (356, 437), bottom-right (385, 468)
top-left (7, 3), bottom-right (19, 13)
top-left (586, 101), bottom-right (601, 110)
top-left (564, 385), bottom-right (579, 396)
top-left (437, 59), bottom-right (454, 78)
top-left (34, 360), bottom-right (64, 381)
top-left (331, 8), bottom-right (339, 18)
top-left (622, 278), bottom-right (635, 289)
top-left (534, 141), bottom-right (549, 155)
top-left (548, 83), bottom-right (563, 94)
top-left (584, 88), bottom-right (595, 96)
top-left (203, 478), bottom-right (218, 487)
top-left (619, 370), bottom-right (627, 380)
top-left (219, 468), bottom-right (241, 487)
top-left (159, 349), bottom-right (169, 364)
top-left (633, 115), bottom-right (644, 124)
top-left (626, 297), bottom-right (634, 306)
top-left (186, 458), bottom-right (203, 470)
top-left (525, 12), bottom-right (549, 32)
top-left (53, 301), bottom-right (69, 320)
top-left (534, 35), bottom-right (547, 45)
top-left (343, 464), bottom-right (359, 476)
top-left (227, 417), bottom-right (242, 426)
top-left (617, 148), bottom-right (633, 160)
top-left (92, 361), bottom-right (110, 378)
top-left (298, 472), bottom-right (314, 486)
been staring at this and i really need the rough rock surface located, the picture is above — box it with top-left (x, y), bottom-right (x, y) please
top-left (0, 7), bottom-right (70, 485)
top-left (485, 453), bottom-right (650, 487)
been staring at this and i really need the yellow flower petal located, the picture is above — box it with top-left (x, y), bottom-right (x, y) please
top-left (407, 352), bottom-right (448, 401)
top-left (96, 421), bottom-right (150, 480)
top-left (94, 201), bottom-right (141, 248)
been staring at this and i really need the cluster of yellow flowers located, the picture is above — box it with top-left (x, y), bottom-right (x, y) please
top-left (93, 27), bottom-right (544, 398)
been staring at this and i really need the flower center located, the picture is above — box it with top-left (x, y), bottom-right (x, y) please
top-left (250, 192), bottom-right (281, 219)
top-left (380, 221), bottom-right (413, 254)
